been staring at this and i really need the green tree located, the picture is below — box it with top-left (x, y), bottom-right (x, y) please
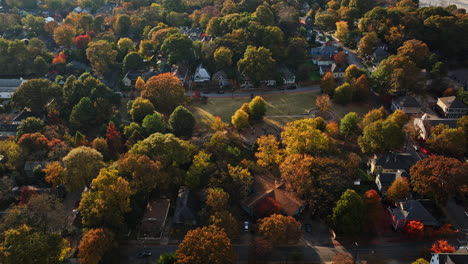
top-left (248, 96), bottom-right (267, 122)
top-left (161, 33), bottom-right (195, 64)
top-left (334, 82), bottom-right (353, 105)
top-left (142, 112), bottom-right (166, 135)
top-left (340, 112), bottom-right (360, 138)
top-left (227, 164), bottom-right (253, 199)
top-left (62, 146), bottom-right (105, 192)
top-left (238, 46), bottom-right (276, 84)
top-left (169, 106), bottom-right (195, 138)
top-left (358, 120), bottom-right (405, 153)
top-left (330, 189), bottom-right (365, 235)
top-left (427, 128), bottom-right (466, 158)
top-left (122, 52), bottom-right (144, 72)
top-left (372, 55), bottom-right (422, 95)
top-left (69, 97), bottom-right (96, 130)
top-left (117, 38), bottom-right (135, 53)
top-left (387, 109), bottom-right (409, 128)
top-left (255, 5), bottom-right (274, 25)
top-left (344, 64), bottom-right (364, 82)
top-left (16, 117), bottom-right (45, 139)
top-left (12, 79), bottom-right (61, 114)
top-left (213, 46), bottom-right (233, 69)
top-left (114, 14), bottom-right (131, 36)
top-left (129, 97), bottom-right (154, 123)
top-left (186, 151), bottom-right (214, 189)
top-left (0, 225), bottom-right (69, 264)
top-left (86, 40), bottom-right (117, 77)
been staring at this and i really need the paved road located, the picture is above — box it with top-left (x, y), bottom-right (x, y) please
top-left (187, 86), bottom-right (321, 98)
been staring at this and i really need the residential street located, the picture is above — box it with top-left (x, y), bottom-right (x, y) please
top-left (187, 85), bottom-right (321, 98)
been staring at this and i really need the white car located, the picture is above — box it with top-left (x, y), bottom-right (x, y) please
top-left (244, 221), bottom-right (249, 231)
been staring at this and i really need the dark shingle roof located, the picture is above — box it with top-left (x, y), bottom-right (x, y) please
top-left (393, 96), bottom-right (421, 108)
top-left (173, 187), bottom-right (199, 226)
top-left (374, 152), bottom-right (418, 171)
top-left (438, 253), bottom-right (468, 263)
top-left (391, 200), bottom-right (439, 226)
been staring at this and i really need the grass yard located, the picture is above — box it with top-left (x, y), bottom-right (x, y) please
top-left (190, 91), bottom-right (372, 130)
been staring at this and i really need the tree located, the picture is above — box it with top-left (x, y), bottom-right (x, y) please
top-left (122, 52), bottom-right (144, 72)
top-left (354, 74), bottom-right (369, 100)
top-left (335, 21), bottom-right (349, 41)
top-left (334, 82), bottom-right (353, 105)
top-left (258, 214), bottom-right (301, 245)
top-left (362, 190), bottom-right (385, 233)
top-left (117, 38), bottom-right (135, 53)
top-left (255, 135), bottom-right (283, 171)
top-left (340, 112), bottom-right (360, 138)
top-left (209, 210), bottom-right (240, 239)
top-left (281, 118), bottom-right (330, 156)
top-left (231, 109), bottom-right (249, 130)
top-left (361, 107), bottom-right (386, 128)
top-left (142, 73), bottom-right (186, 114)
top-left (114, 14), bottom-right (131, 36)
top-left (12, 79), bottom-right (61, 114)
top-left (16, 117), bottom-right (45, 138)
top-left (135, 76), bottom-right (145, 90)
top-left (78, 228), bottom-right (115, 264)
top-left (320, 72), bottom-right (336, 95)
top-left (105, 121), bottom-right (122, 155)
top-left (372, 55), bottom-right (422, 95)
top-left (206, 188), bottom-right (229, 212)
top-left (117, 153), bottom-right (165, 192)
top-left (410, 156), bottom-right (468, 203)
top-left (18, 133), bottom-right (49, 152)
top-left (79, 168), bottom-right (133, 229)
top-left (0, 225), bottom-right (69, 264)
top-left (255, 5), bottom-right (274, 25)
top-left (86, 40), bottom-right (117, 77)
top-left (330, 189), bottom-right (365, 235)
top-left (238, 46), bottom-right (276, 84)
top-left (69, 97), bottom-right (96, 130)
top-left (74, 34), bottom-right (91, 49)
top-left (333, 51), bottom-right (347, 67)
top-left (129, 97), bottom-right (154, 123)
top-left (227, 164), bottom-right (253, 199)
top-left (412, 259), bottom-right (429, 264)
top-left (397, 39), bottom-right (431, 68)
top-left (161, 33), bottom-right (195, 64)
top-left (169, 106), bottom-right (196, 138)
top-left (427, 128), bottom-right (466, 158)
top-left (431, 240), bottom-right (456, 253)
top-left (404, 220), bottom-right (424, 238)
top-left (176, 225), bottom-right (235, 264)
top-left (44, 161), bottom-right (63, 187)
top-left (62, 146), bottom-right (105, 192)
top-left (387, 109), bottom-right (409, 128)
top-left (211, 116), bottom-right (227, 132)
top-left (344, 64), bottom-right (364, 82)
top-left (358, 32), bottom-right (378, 56)
top-left (316, 95), bottom-right (331, 116)
top-left (142, 112), bottom-right (167, 135)
top-left (248, 96), bottom-right (267, 122)
top-left (386, 177), bottom-right (410, 203)
top-left (358, 120), bottom-right (405, 153)
top-left (53, 24), bottom-right (75, 48)
top-left (214, 46), bottom-right (233, 68)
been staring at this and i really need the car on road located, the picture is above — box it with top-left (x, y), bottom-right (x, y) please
top-left (286, 84), bottom-right (297, 90)
top-left (216, 90), bottom-right (225, 94)
top-left (244, 221), bottom-right (249, 231)
top-left (137, 251), bottom-right (152, 258)
top-left (305, 224), bottom-right (312, 233)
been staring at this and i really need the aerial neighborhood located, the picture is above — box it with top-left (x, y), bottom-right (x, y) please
top-left (0, 0), bottom-right (467, 264)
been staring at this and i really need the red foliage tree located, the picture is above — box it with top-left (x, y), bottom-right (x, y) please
top-left (254, 197), bottom-right (282, 218)
top-left (106, 121), bottom-right (122, 155)
top-left (74, 34), bottom-right (92, 49)
top-left (52, 52), bottom-right (67, 64)
top-left (18, 132), bottom-right (49, 152)
top-left (19, 186), bottom-right (37, 205)
top-left (362, 190), bottom-right (387, 233)
top-left (404, 220), bottom-right (425, 238)
top-left (431, 240), bottom-right (456, 253)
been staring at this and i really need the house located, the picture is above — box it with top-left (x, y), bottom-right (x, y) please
top-left (0, 79), bottom-right (25, 99)
top-left (413, 113), bottom-right (458, 139)
top-left (279, 67), bottom-right (296, 84)
top-left (0, 109), bottom-right (35, 138)
top-left (430, 248), bottom-right (468, 264)
top-left (375, 170), bottom-right (408, 195)
top-left (312, 55), bottom-right (335, 66)
top-left (319, 64), bottom-right (332, 76)
top-left (138, 199), bottom-right (170, 240)
top-left (212, 70), bottom-right (230, 87)
top-left (331, 63), bottom-right (346, 78)
top-left (389, 199), bottom-right (440, 230)
top-left (193, 64), bottom-right (210, 83)
top-left (311, 42), bottom-right (338, 56)
top-left (391, 95), bottom-right (422, 114)
top-left (369, 152), bottom-right (419, 175)
top-left (24, 161), bottom-right (52, 179)
top-left (171, 64), bottom-right (189, 85)
top-left (173, 187), bottom-right (199, 227)
top-left (436, 96), bottom-right (468, 118)
top-left (372, 46), bottom-right (389, 63)
top-left (242, 175), bottom-right (305, 217)
top-left (122, 72), bottom-right (141, 88)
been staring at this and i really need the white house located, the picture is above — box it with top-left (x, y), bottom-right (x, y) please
top-left (0, 79), bottom-right (25, 99)
top-left (430, 248), bottom-right (468, 264)
top-left (212, 70), bottom-right (229, 87)
top-left (193, 64), bottom-right (210, 83)
top-left (436, 96), bottom-right (468, 118)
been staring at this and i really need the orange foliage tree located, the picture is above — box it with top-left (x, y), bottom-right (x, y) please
top-left (176, 225), bottom-right (235, 264)
top-left (78, 228), bottom-right (115, 264)
top-left (404, 220), bottom-right (424, 238)
top-left (142, 73), bottom-right (186, 114)
top-left (258, 214), bottom-right (301, 245)
top-left (105, 121), bottom-right (122, 155)
top-left (44, 161), bottom-right (64, 187)
top-left (431, 240), bottom-right (456, 253)
top-left (74, 33), bottom-right (92, 49)
top-left (52, 52), bottom-right (67, 64)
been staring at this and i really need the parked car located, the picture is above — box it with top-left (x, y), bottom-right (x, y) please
top-left (286, 84), bottom-right (297, 90)
top-left (244, 221), bottom-right (249, 231)
top-left (216, 90), bottom-right (225, 94)
top-left (137, 251), bottom-right (152, 258)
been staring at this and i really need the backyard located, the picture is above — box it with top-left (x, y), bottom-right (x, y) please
top-left (189, 90), bottom-right (372, 130)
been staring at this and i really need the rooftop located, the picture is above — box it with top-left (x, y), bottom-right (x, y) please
top-left (393, 95), bottom-right (421, 108)
top-left (438, 96), bottom-right (468, 109)
top-left (374, 152), bottom-right (419, 171)
top-left (390, 199), bottom-right (439, 226)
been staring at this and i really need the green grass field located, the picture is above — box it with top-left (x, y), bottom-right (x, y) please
top-left (190, 91), bottom-right (372, 130)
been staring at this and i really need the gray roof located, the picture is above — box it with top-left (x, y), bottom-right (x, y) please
top-left (374, 152), bottom-right (418, 171)
top-left (390, 200), bottom-right (439, 226)
top-left (377, 171), bottom-right (408, 192)
top-left (173, 187), bottom-right (198, 226)
top-left (0, 79), bottom-right (24, 94)
top-left (311, 45), bottom-right (337, 54)
top-left (438, 254), bottom-right (468, 264)
top-left (331, 64), bottom-right (346, 73)
top-left (393, 96), bottom-right (421, 108)
top-left (373, 46), bottom-right (389, 58)
top-left (438, 96), bottom-right (468, 109)
top-left (212, 70), bottom-right (227, 81)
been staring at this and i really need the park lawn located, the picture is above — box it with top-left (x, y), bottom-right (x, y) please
top-left (189, 91), bottom-right (372, 130)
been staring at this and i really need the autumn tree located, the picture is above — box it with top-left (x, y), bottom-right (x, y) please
top-left (332, 252), bottom-right (353, 264)
top-left (320, 72), bottom-right (336, 95)
top-left (362, 190), bottom-right (385, 233)
top-left (0, 225), bottom-right (69, 264)
top-left (227, 164), bottom-right (253, 199)
top-left (358, 32), bottom-right (378, 56)
top-left (330, 189), bottom-right (365, 235)
top-left (410, 156), bottom-right (468, 203)
top-left (238, 46), bottom-right (276, 84)
top-left (117, 37), bottom-right (135, 53)
top-left (231, 109), bottom-right (249, 130)
top-left (340, 112), bottom-right (360, 138)
top-left (255, 5), bottom-right (274, 25)
top-left (86, 40), bottom-right (117, 77)
top-left (404, 220), bottom-right (424, 238)
top-left (53, 24), bottom-right (75, 48)
top-left (105, 121), bottom-right (122, 155)
top-left (211, 116), bottom-right (227, 132)
top-left (186, 151), bottom-right (214, 189)
top-left (255, 135), bottom-right (283, 171)
top-left (214, 46), bottom-right (233, 68)
top-left (386, 177), bottom-right (410, 203)
top-left (258, 214), bottom-right (301, 245)
top-left (176, 225), bottom-right (235, 264)
top-left (16, 117), bottom-right (45, 139)
top-left (62, 146), bottom-right (105, 192)
top-left (358, 120), bottom-right (405, 153)
top-left (281, 118), bottom-right (331, 156)
top-left (334, 82), bottom-right (353, 105)
top-left (79, 168), bottom-right (134, 229)
top-left (354, 74), bottom-right (370, 100)
top-left (129, 97), bottom-right (154, 123)
top-left (335, 21), bottom-right (349, 41)
top-left (206, 188), bottom-right (229, 212)
top-left (249, 96), bottom-right (267, 122)
top-left (255, 197), bottom-right (282, 218)
top-left (209, 210), bottom-right (240, 239)
top-left (316, 95), bottom-right (331, 117)
top-left (169, 106), bottom-right (196, 138)
top-left (387, 109), bottom-right (409, 128)
top-left (44, 161), bottom-right (64, 187)
top-left (117, 153), bottom-right (165, 192)
top-left (142, 73), bottom-right (186, 114)
top-left (427, 127), bottom-right (466, 158)
top-left (361, 107), bottom-right (386, 129)
top-left (78, 228), bottom-right (115, 264)
top-left (431, 240), bottom-right (456, 253)
top-left (412, 258), bottom-right (429, 264)
top-left (12, 79), bottom-right (61, 114)
top-left (344, 64), bottom-right (365, 82)
top-left (397, 39), bottom-right (431, 69)
top-left (372, 55), bottom-right (422, 95)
